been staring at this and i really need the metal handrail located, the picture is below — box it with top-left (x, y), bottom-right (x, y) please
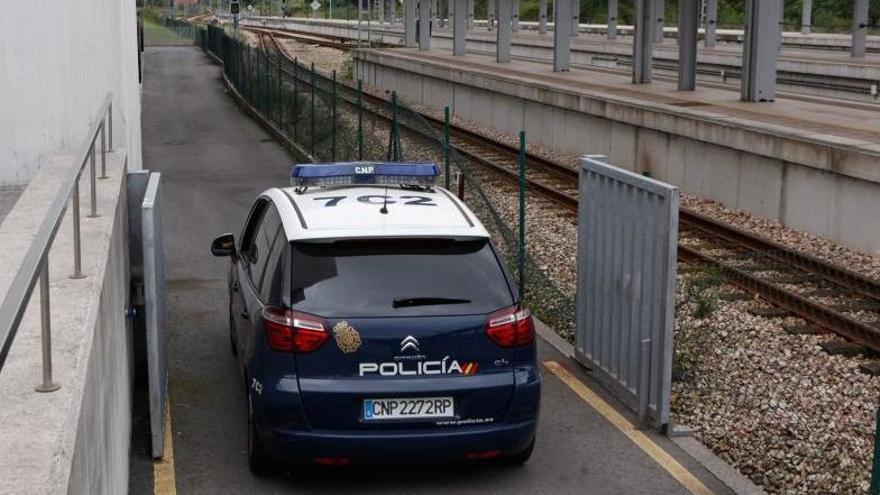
top-left (0, 92), bottom-right (114, 392)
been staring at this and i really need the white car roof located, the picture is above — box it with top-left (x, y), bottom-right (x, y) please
top-left (263, 186), bottom-right (491, 242)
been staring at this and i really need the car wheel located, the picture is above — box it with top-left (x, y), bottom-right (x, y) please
top-left (502, 438), bottom-right (535, 465)
top-left (229, 306), bottom-right (238, 356)
top-left (247, 394), bottom-right (274, 476)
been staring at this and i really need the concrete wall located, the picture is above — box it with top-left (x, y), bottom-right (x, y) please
top-left (0, 151), bottom-right (132, 494)
top-left (66, 176), bottom-right (132, 495)
top-left (354, 52), bottom-right (880, 255)
top-left (0, 1), bottom-right (142, 185)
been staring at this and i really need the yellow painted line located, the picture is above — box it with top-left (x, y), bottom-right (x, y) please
top-left (542, 360), bottom-right (713, 495)
top-left (153, 398), bottom-right (177, 495)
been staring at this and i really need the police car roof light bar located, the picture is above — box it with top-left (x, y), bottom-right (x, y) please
top-left (290, 162), bottom-right (439, 188)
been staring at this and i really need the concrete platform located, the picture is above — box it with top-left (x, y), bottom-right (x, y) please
top-left (353, 48), bottom-right (880, 255)
top-left (130, 44), bottom-right (742, 495)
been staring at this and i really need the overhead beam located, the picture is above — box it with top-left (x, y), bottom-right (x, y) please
top-left (633, 0), bottom-right (656, 83)
top-left (608, 0), bottom-right (618, 39)
top-left (539, 0), bottom-right (548, 34)
top-left (853, 0), bottom-right (869, 57)
top-left (654, 0), bottom-right (665, 43)
top-left (554, 0), bottom-right (571, 71)
top-left (447, 0), bottom-right (453, 28)
top-left (404, 0), bottom-right (417, 47)
top-left (704, 0), bottom-right (717, 47)
top-left (418, 0), bottom-right (431, 49)
top-left (512, 0), bottom-right (520, 31)
top-left (488, 0), bottom-right (496, 30)
top-left (497, 0), bottom-right (512, 62)
top-left (678, 0), bottom-right (698, 90)
top-left (741, 0), bottom-right (780, 101)
top-left (453, 0), bottom-right (467, 54)
top-left (801, 0), bottom-right (812, 34)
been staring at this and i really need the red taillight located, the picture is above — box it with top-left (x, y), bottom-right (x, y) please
top-left (485, 305), bottom-right (534, 347)
top-left (261, 307), bottom-right (329, 353)
top-left (313, 457), bottom-right (351, 466)
top-left (466, 450), bottom-right (501, 460)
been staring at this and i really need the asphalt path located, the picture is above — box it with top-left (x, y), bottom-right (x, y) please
top-left (131, 44), bottom-right (732, 495)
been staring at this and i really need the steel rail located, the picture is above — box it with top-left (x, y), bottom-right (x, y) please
top-left (245, 26), bottom-right (354, 50)
top-left (679, 209), bottom-right (880, 304)
top-left (0, 93), bottom-right (114, 389)
top-left (678, 245), bottom-right (880, 352)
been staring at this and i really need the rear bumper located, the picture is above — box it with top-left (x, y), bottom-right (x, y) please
top-left (259, 419), bottom-right (537, 464)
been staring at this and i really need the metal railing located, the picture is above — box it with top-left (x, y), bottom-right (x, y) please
top-left (0, 93), bottom-right (114, 392)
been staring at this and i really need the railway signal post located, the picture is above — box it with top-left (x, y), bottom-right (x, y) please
top-left (231, 0), bottom-right (240, 32)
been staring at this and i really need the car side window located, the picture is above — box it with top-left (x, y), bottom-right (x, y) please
top-left (240, 202), bottom-right (277, 291)
top-left (260, 225), bottom-right (288, 304)
top-left (240, 200), bottom-right (268, 264)
top-left (252, 205), bottom-right (282, 295)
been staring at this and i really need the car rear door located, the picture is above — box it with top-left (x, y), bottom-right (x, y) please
top-left (237, 202), bottom-right (284, 367)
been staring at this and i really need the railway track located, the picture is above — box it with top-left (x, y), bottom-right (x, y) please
top-left (255, 29), bottom-right (880, 355)
top-left (248, 26), bottom-right (356, 50)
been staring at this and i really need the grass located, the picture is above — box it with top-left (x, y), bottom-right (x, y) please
top-left (672, 265), bottom-right (725, 382)
top-left (142, 15), bottom-right (190, 46)
top-left (688, 265), bottom-right (724, 320)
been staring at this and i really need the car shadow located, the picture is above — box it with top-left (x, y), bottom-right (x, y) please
top-left (270, 459), bottom-right (530, 490)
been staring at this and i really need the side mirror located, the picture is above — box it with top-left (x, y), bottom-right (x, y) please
top-left (211, 233), bottom-right (236, 257)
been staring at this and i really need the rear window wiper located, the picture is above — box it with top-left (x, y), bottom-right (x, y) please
top-left (392, 297), bottom-right (472, 308)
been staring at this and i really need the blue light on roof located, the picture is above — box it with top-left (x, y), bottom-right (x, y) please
top-left (290, 162), bottom-right (439, 187)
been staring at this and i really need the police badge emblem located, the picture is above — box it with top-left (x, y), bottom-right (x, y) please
top-left (333, 321), bottom-right (362, 354)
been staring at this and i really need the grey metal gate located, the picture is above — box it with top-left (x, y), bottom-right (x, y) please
top-left (142, 173), bottom-right (167, 459)
top-left (129, 171), bottom-right (167, 459)
top-left (575, 156), bottom-right (678, 429)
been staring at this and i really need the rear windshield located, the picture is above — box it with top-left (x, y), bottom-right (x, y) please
top-left (290, 239), bottom-right (514, 317)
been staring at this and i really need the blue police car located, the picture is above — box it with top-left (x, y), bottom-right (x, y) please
top-left (211, 162), bottom-right (540, 474)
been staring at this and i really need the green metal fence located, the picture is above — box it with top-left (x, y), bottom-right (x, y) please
top-left (177, 20), bottom-right (576, 340)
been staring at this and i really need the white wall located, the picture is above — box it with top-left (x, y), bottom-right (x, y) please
top-left (0, 0), bottom-right (142, 185)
